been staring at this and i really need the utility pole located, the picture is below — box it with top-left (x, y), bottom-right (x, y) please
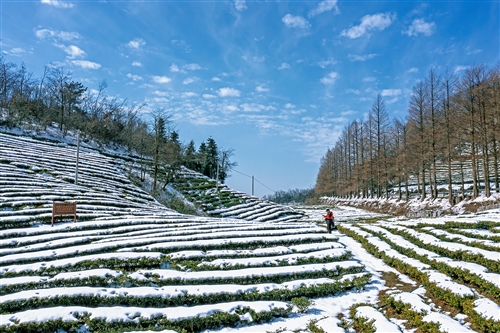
top-left (75, 131), bottom-right (80, 185)
top-left (216, 163), bottom-right (219, 191)
top-left (252, 175), bottom-right (254, 196)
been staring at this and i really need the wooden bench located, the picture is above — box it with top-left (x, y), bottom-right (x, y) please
top-left (51, 202), bottom-right (77, 227)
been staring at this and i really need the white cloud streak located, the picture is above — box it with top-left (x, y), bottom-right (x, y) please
top-left (2, 48), bottom-right (26, 56)
top-left (308, 0), bottom-right (339, 17)
top-left (127, 73), bottom-right (143, 81)
top-left (348, 53), bottom-right (379, 62)
top-left (183, 77), bottom-right (199, 85)
top-left (218, 87), bottom-right (241, 97)
top-left (320, 71), bottom-right (339, 84)
top-left (282, 14), bottom-right (310, 29)
top-left (71, 60), bottom-right (100, 69)
top-left (341, 12), bottom-right (395, 38)
top-left (152, 76), bottom-right (172, 84)
top-left (41, 0), bottom-right (73, 9)
top-left (54, 44), bottom-right (85, 58)
top-left (381, 89), bottom-right (402, 97)
top-left (35, 28), bottom-right (80, 41)
top-left (234, 0), bottom-right (247, 11)
top-left (278, 63), bottom-right (290, 70)
top-left (404, 18), bottom-right (436, 36)
top-left (127, 38), bottom-right (146, 50)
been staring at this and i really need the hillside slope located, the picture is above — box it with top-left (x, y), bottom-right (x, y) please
top-left (0, 130), bottom-right (304, 226)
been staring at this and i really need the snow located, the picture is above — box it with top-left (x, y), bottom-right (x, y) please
top-left (2, 276), bottom-right (364, 304)
top-left (392, 292), bottom-right (431, 314)
top-left (200, 248), bottom-right (350, 268)
top-left (355, 306), bottom-right (402, 333)
top-left (423, 312), bottom-right (474, 332)
top-left (0, 301), bottom-right (289, 326)
top-left (129, 261), bottom-right (364, 282)
top-left (2, 128), bottom-right (500, 332)
top-left (473, 298), bottom-right (500, 321)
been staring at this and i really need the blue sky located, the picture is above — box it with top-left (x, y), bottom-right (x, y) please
top-left (1, 0), bottom-right (499, 197)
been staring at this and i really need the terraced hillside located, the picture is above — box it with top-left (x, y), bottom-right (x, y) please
top-left (0, 131), bottom-right (372, 332)
top-left (0, 132), bottom-right (178, 228)
top-left (171, 167), bottom-right (305, 222)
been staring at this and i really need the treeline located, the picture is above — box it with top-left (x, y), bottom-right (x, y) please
top-left (263, 188), bottom-right (315, 204)
top-left (315, 64), bottom-right (500, 204)
top-left (0, 57), bottom-right (235, 193)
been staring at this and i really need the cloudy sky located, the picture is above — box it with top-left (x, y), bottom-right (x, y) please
top-left (2, 0), bottom-right (498, 197)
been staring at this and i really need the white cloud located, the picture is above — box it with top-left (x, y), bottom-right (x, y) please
top-left (467, 49), bottom-right (482, 55)
top-left (153, 90), bottom-right (170, 97)
top-left (203, 94), bottom-right (217, 99)
top-left (71, 60), bottom-right (100, 69)
top-left (346, 89), bottom-right (360, 94)
top-left (181, 92), bottom-right (198, 98)
top-left (404, 19), bottom-right (436, 37)
top-left (405, 67), bottom-right (419, 73)
top-left (454, 65), bottom-right (468, 74)
top-left (170, 64), bottom-right (183, 73)
top-left (282, 14), bottom-right (310, 29)
top-left (41, 0), bottom-right (73, 9)
top-left (234, 0), bottom-right (247, 11)
top-left (218, 87), bottom-right (241, 97)
top-left (320, 71), bottom-right (339, 84)
top-left (35, 28), bottom-right (79, 41)
top-left (2, 48), bottom-right (26, 56)
top-left (223, 105), bottom-right (239, 113)
top-left (171, 39), bottom-right (191, 53)
top-left (132, 61), bottom-right (142, 67)
top-left (285, 103), bottom-right (296, 109)
top-left (184, 63), bottom-right (202, 70)
top-left (348, 53), bottom-right (379, 62)
top-left (308, 0), bottom-right (339, 17)
top-left (54, 44), bottom-right (85, 58)
top-left (341, 110), bottom-right (357, 116)
top-left (127, 38), bottom-right (146, 50)
top-left (278, 62), bottom-right (290, 70)
top-left (341, 12), bottom-right (395, 38)
top-left (152, 76), bottom-right (172, 84)
top-left (212, 77), bottom-right (221, 81)
top-left (317, 58), bottom-right (337, 68)
top-left (240, 103), bottom-right (276, 112)
top-left (256, 86), bottom-right (269, 92)
top-left (253, 56), bottom-right (266, 63)
top-left (127, 73), bottom-right (143, 81)
top-left (381, 89), bottom-right (402, 97)
top-left (183, 77), bottom-right (199, 85)
top-left (362, 76), bottom-right (377, 82)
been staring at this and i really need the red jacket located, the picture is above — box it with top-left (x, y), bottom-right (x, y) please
top-left (324, 211), bottom-right (334, 220)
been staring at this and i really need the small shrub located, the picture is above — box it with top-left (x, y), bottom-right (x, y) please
top-left (291, 296), bottom-right (314, 313)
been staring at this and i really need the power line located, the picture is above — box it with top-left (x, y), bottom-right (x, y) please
top-left (231, 168), bottom-right (276, 194)
top-left (254, 178), bottom-right (276, 193)
top-left (231, 168), bottom-right (252, 178)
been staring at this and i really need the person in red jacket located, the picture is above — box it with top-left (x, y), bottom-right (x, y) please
top-left (324, 209), bottom-right (334, 233)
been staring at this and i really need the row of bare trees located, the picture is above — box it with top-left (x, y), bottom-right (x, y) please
top-left (315, 64), bottom-right (500, 203)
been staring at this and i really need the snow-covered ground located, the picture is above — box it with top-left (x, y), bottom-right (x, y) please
top-left (1, 129), bottom-right (500, 332)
